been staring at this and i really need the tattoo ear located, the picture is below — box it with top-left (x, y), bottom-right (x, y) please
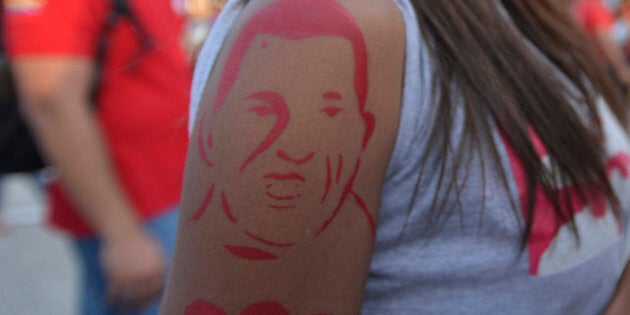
top-left (198, 112), bottom-right (215, 167)
top-left (362, 111), bottom-right (375, 149)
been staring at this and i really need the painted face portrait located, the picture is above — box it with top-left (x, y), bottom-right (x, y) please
top-left (191, 0), bottom-right (375, 260)
top-left (202, 34), bottom-right (365, 245)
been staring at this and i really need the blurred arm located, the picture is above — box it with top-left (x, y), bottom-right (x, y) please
top-left (11, 57), bottom-right (164, 307)
top-left (160, 0), bottom-right (405, 313)
top-left (12, 57), bottom-right (141, 243)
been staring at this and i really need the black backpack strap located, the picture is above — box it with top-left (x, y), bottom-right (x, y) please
top-left (104, 0), bottom-right (153, 56)
top-left (92, 0), bottom-right (153, 102)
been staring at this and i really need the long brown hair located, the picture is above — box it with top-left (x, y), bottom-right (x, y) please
top-left (412, 0), bottom-right (627, 240)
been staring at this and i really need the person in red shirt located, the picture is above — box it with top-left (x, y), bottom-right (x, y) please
top-left (573, 0), bottom-right (630, 88)
top-left (3, 0), bottom-right (191, 313)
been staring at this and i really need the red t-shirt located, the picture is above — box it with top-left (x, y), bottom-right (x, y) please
top-left (3, 0), bottom-right (191, 237)
top-left (573, 0), bottom-right (614, 38)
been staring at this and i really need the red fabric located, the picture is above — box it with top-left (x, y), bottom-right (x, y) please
top-left (573, 0), bottom-right (614, 37)
top-left (4, 0), bottom-right (191, 237)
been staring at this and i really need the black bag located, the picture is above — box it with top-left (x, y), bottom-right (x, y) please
top-left (0, 0), bottom-right (150, 174)
top-left (0, 51), bottom-right (43, 173)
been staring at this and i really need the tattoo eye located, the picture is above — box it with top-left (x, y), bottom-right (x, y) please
top-left (249, 105), bottom-right (274, 117)
top-left (320, 106), bottom-right (342, 117)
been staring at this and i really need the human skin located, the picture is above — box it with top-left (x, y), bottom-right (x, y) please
top-left (11, 59), bottom-right (164, 308)
top-left (160, 0), bottom-right (405, 313)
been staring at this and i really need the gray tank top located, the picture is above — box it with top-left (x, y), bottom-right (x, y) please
top-left (190, 1), bottom-right (630, 314)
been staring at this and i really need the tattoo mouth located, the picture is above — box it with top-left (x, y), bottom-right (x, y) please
top-left (265, 190), bottom-right (299, 210)
top-left (266, 191), bottom-right (301, 201)
top-left (263, 172), bottom-right (306, 181)
top-left (263, 173), bottom-right (306, 209)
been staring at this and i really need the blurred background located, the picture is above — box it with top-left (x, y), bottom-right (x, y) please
top-left (0, 173), bottom-right (77, 314)
top-left (0, 1), bottom-right (225, 314)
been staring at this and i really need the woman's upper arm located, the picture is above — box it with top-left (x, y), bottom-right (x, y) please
top-left (162, 0), bottom-right (405, 314)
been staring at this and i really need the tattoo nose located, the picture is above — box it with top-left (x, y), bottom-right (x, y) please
top-left (277, 150), bottom-right (314, 165)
